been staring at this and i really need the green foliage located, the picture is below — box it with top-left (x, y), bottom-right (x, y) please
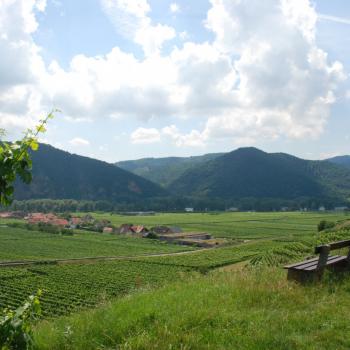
top-left (13, 144), bottom-right (167, 203)
top-left (317, 220), bottom-right (336, 232)
top-left (249, 242), bottom-right (312, 267)
top-left (116, 153), bottom-right (223, 187)
top-left (7, 222), bottom-right (72, 235)
top-left (328, 155), bottom-right (350, 170)
top-left (0, 225), bottom-right (191, 262)
top-left (0, 290), bottom-right (41, 350)
top-left (0, 262), bottom-right (190, 318)
top-left (168, 147), bottom-right (350, 202)
top-left (0, 112), bottom-right (55, 206)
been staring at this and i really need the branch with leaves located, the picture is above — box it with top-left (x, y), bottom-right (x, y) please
top-left (0, 110), bottom-right (57, 206)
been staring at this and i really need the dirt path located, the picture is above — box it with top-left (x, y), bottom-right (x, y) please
top-left (0, 247), bottom-right (213, 268)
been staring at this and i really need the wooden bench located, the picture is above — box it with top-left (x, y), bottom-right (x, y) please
top-left (284, 239), bottom-right (350, 282)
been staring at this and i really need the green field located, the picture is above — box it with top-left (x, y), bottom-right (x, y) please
top-left (0, 260), bottom-right (192, 318)
top-left (1, 211), bottom-right (349, 321)
top-left (79, 211), bottom-right (349, 239)
top-left (0, 225), bottom-right (192, 262)
top-left (34, 268), bottom-right (350, 350)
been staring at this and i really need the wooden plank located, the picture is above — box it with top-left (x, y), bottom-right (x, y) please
top-left (304, 256), bottom-right (346, 271)
top-left (315, 239), bottom-right (350, 253)
top-left (285, 255), bottom-right (343, 271)
top-left (284, 257), bottom-right (318, 269)
top-left (293, 255), bottom-right (339, 270)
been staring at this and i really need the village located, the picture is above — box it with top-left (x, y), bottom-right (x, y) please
top-left (0, 211), bottom-right (226, 248)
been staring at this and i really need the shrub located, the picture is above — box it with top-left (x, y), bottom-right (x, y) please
top-left (317, 220), bottom-right (335, 232)
top-left (0, 290), bottom-right (42, 350)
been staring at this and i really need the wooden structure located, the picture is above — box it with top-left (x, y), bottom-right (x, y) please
top-left (284, 239), bottom-right (350, 282)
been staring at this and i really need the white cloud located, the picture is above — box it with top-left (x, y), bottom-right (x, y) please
top-left (162, 125), bottom-right (205, 147)
top-left (69, 137), bottom-right (90, 146)
top-left (101, 0), bottom-right (176, 56)
top-left (131, 127), bottom-right (161, 144)
top-left (170, 3), bottom-right (180, 13)
top-left (0, 0), bottom-right (347, 150)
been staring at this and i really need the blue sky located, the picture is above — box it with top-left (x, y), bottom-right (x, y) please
top-left (1, 0), bottom-right (350, 162)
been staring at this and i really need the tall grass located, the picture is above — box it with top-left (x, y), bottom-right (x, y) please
top-left (34, 267), bottom-right (350, 349)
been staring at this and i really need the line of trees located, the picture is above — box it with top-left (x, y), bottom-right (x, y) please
top-left (2, 196), bottom-right (348, 213)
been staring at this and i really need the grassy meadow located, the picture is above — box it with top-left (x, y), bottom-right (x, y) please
top-left (34, 267), bottom-right (350, 350)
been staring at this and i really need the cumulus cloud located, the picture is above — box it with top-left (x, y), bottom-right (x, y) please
top-left (69, 137), bottom-right (90, 146)
top-left (162, 125), bottom-right (205, 147)
top-left (0, 0), bottom-right (347, 148)
top-left (0, 0), bottom-right (47, 133)
top-left (101, 0), bottom-right (176, 56)
top-left (131, 127), bottom-right (161, 144)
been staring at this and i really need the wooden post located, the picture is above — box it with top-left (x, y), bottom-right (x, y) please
top-left (316, 245), bottom-right (330, 280)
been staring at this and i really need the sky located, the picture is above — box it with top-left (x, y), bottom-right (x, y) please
top-left (0, 0), bottom-right (350, 162)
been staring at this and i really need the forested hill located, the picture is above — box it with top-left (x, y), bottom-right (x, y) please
top-left (14, 144), bottom-right (167, 202)
top-left (116, 153), bottom-right (223, 187)
top-left (168, 147), bottom-right (350, 200)
top-left (327, 155), bottom-right (350, 169)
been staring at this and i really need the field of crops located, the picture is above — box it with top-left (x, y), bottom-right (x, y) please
top-left (1, 211), bottom-right (349, 319)
top-left (0, 225), bottom-right (193, 262)
top-left (80, 211), bottom-right (350, 239)
top-left (0, 260), bottom-right (192, 318)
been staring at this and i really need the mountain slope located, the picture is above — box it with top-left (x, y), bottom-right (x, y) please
top-left (168, 148), bottom-right (350, 200)
top-left (14, 144), bottom-right (167, 201)
top-left (116, 153), bottom-right (223, 187)
top-left (327, 155), bottom-right (350, 170)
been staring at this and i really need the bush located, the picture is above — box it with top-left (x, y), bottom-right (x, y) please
top-left (317, 220), bottom-right (335, 232)
top-left (0, 290), bottom-right (42, 350)
top-left (144, 232), bottom-right (159, 239)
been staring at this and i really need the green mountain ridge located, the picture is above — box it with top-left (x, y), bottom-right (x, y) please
top-left (14, 144), bottom-right (167, 202)
top-left (12, 145), bottom-right (350, 205)
top-left (116, 153), bottom-right (223, 187)
top-left (327, 155), bottom-right (350, 169)
top-left (167, 147), bottom-right (350, 201)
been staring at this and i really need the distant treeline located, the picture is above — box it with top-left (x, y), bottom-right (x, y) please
top-left (1, 197), bottom-right (348, 213)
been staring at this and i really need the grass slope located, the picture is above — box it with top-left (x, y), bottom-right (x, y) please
top-left (34, 268), bottom-right (350, 349)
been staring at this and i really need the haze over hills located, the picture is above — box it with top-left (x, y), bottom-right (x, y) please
top-left (14, 144), bottom-right (167, 202)
top-left (116, 153), bottom-right (223, 187)
top-left (168, 148), bottom-right (350, 200)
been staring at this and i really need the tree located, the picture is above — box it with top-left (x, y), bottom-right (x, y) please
top-left (0, 111), bottom-right (56, 206)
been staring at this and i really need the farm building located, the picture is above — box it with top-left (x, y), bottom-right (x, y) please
top-left (131, 225), bottom-right (149, 234)
top-left (25, 213), bottom-right (68, 227)
top-left (151, 226), bottom-right (173, 234)
top-left (119, 224), bottom-right (134, 234)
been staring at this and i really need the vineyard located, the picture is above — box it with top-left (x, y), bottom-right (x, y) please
top-left (1, 211), bottom-right (349, 319)
top-left (0, 226), bottom-right (192, 262)
top-left (0, 260), bottom-right (192, 318)
top-left (80, 211), bottom-right (349, 239)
